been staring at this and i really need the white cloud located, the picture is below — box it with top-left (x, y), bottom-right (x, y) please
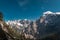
top-left (17, 0), bottom-right (28, 7)
top-left (43, 11), bottom-right (60, 16)
top-left (56, 12), bottom-right (60, 15)
top-left (43, 11), bottom-right (53, 15)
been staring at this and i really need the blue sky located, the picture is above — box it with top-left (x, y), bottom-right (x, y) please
top-left (0, 0), bottom-right (60, 20)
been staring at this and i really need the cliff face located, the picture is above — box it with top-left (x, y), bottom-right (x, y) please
top-left (35, 11), bottom-right (60, 39)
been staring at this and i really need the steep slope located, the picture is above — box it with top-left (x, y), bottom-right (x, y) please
top-left (35, 11), bottom-right (60, 39)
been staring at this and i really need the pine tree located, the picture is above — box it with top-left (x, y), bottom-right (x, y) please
top-left (0, 12), bottom-right (8, 40)
top-left (0, 12), bottom-right (3, 21)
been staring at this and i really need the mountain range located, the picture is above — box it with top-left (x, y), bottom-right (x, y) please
top-left (5, 11), bottom-right (60, 39)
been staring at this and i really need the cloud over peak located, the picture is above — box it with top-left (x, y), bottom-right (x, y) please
top-left (43, 11), bottom-right (60, 16)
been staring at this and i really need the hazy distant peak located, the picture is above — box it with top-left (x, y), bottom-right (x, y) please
top-left (24, 19), bottom-right (28, 21)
